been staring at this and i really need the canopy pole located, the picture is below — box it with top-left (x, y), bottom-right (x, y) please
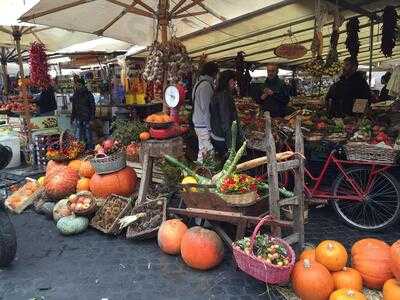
top-left (0, 47), bottom-right (9, 95)
top-left (368, 18), bottom-right (373, 86)
top-left (13, 29), bottom-right (24, 78)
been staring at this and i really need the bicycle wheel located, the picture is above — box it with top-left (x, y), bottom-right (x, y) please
top-left (332, 166), bottom-right (400, 231)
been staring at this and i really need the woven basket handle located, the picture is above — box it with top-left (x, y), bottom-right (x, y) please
top-left (249, 215), bottom-right (273, 254)
top-left (59, 130), bottom-right (68, 151)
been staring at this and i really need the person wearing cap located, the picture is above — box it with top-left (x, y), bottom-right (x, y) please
top-left (256, 64), bottom-right (290, 118)
top-left (326, 57), bottom-right (372, 117)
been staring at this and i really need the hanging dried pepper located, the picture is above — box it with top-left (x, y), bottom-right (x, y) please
top-left (381, 6), bottom-right (398, 57)
top-left (29, 42), bottom-right (50, 89)
top-left (345, 17), bottom-right (360, 60)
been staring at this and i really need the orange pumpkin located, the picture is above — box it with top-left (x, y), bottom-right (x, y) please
top-left (299, 247), bottom-right (316, 262)
top-left (383, 278), bottom-right (400, 300)
top-left (44, 167), bottom-right (80, 200)
top-left (79, 159), bottom-right (95, 178)
top-left (390, 240), bottom-right (400, 281)
top-left (180, 226), bottom-right (224, 270)
top-left (139, 132), bottom-right (150, 141)
top-left (157, 219), bottom-right (188, 255)
top-left (76, 177), bottom-right (91, 192)
top-left (291, 259), bottom-right (334, 300)
top-left (351, 238), bottom-right (393, 289)
top-left (46, 160), bottom-right (66, 176)
top-left (315, 240), bottom-right (348, 272)
top-left (332, 267), bottom-right (363, 291)
top-left (329, 288), bottom-right (366, 300)
top-left (68, 160), bottom-right (82, 172)
top-left (89, 167), bottom-right (137, 198)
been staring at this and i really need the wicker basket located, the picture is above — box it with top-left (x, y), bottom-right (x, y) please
top-left (344, 142), bottom-right (399, 164)
top-left (90, 151), bottom-right (126, 175)
top-left (46, 131), bottom-right (84, 161)
top-left (67, 191), bottom-right (97, 216)
top-left (126, 198), bottom-right (167, 239)
top-left (90, 194), bottom-right (132, 235)
top-left (232, 216), bottom-right (295, 284)
top-left (220, 191), bottom-right (258, 207)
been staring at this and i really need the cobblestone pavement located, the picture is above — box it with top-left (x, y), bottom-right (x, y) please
top-left (1, 205), bottom-right (399, 300)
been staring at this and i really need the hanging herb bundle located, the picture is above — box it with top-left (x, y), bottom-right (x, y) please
top-left (29, 42), bottom-right (50, 88)
top-left (345, 17), bottom-right (360, 59)
top-left (381, 6), bottom-right (398, 57)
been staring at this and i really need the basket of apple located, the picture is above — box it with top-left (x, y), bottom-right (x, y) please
top-left (91, 138), bottom-right (126, 174)
top-left (67, 192), bottom-right (97, 216)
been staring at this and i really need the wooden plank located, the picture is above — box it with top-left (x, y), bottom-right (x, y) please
top-left (211, 223), bottom-right (233, 249)
top-left (126, 160), bottom-right (163, 183)
top-left (265, 112), bottom-right (281, 237)
top-left (284, 233), bottom-right (300, 245)
top-left (136, 153), bottom-right (153, 205)
top-left (170, 0), bottom-right (188, 15)
top-left (276, 159), bottom-right (300, 172)
top-left (278, 196), bottom-right (298, 207)
top-left (173, 11), bottom-right (208, 18)
top-left (174, 0), bottom-right (206, 16)
top-left (293, 116), bottom-right (305, 249)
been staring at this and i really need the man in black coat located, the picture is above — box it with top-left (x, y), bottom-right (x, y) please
top-left (326, 57), bottom-right (372, 117)
top-left (255, 64), bottom-right (290, 118)
top-left (38, 85), bottom-right (57, 116)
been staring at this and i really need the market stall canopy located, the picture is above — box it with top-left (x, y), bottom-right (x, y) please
top-left (19, 0), bottom-right (287, 46)
top-left (55, 37), bottom-right (132, 54)
top-left (177, 0), bottom-right (400, 67)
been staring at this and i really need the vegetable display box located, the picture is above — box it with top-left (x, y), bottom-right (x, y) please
top-left (5, 178), bottom-right (44, 214)
top-left (90, 195), bottom-right (132, 235)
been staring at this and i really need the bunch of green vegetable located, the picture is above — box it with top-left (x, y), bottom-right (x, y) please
top-left (111, 119), bottom-right (148, 146)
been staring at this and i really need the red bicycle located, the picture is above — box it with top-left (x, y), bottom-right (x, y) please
top-left (250, 130), bottom-right (400, 231)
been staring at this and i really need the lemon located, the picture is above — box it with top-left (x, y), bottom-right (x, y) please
top-left (181, 176), bottom-right (197, 192)
top-left (37, 176), bottom-right (45, 186)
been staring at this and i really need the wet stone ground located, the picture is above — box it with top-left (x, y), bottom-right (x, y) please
top-left (1, 205), bottom-right (400, 300)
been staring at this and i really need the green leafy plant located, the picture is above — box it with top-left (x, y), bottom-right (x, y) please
top-left (111, 119), bottom-right (147, 146)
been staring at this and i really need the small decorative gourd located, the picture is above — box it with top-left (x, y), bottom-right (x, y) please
top-left (57, 215), bottom-right (89, 235)
top-left (53, 198), bottom-right (73, 222)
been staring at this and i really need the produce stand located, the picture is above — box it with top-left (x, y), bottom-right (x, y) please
top-left (168, 114), bottom-right (305, 251)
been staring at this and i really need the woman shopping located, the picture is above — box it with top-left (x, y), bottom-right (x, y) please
top-left (210, 70), bottom-right (243, 158)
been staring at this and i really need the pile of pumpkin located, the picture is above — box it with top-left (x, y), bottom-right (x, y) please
top-left (157, 219), bottom-right (225, 271)
top-left (291, 238), bottom-right (400, 300)
top-left (35, 158), bottom-right (137, 236)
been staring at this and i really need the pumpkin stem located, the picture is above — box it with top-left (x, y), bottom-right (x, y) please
top-left (343, 267), bottom-right (348, 271)
top-left (303, 258), bottom-right (311, 268)
top-left (346, 289), bottom-right (355, 297)
top-left (327, 242), bottom-right (334, 250)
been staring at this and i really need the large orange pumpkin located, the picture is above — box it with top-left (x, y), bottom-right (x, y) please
top-left (68, 160), bottom-right (82, 172)
top-left (76, 177), bottom-right (91, 192)
top-left (329, 288), bottom-right (366, 300)
top-left (291, 259), bottom-right (334, 300)
top-left (383, 278), bottom-right (400, 300)
top-left (390, 240), bottom-right (400, 281)
top-left (79, 159), bottom-right (95, 178)
top-left (44, 167), bottom-right (80, 200)
top-left (332, 267), bottom-right (363, 291)
top-left (351, 238), bottom-right (393, 289)
top-left (89, 167), bottom-right (137, 198)
top-left (315, 240), bottom-right (348, 272)
top-left (158, 219), bottom-right (188, 255)
top-left (46, 160), bottom-right (66, 176)
top-left (299, 247), bottom-right (316, 262)
top-left (180, 226), bottom-right (224, 270)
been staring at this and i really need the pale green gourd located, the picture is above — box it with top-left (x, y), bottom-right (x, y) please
top-left (56, 215), bottom-right (89, 235)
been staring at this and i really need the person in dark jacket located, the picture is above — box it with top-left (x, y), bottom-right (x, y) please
top-left (379, 71), bottom-right (393, 102)
top-left (37, 85), bottom-right (57, 116)
top-left (326, 57), bottom-right (372, 117)
top-left (210, 70), bottom-right (242, 157)
top-left (71, 75), bottom-right (95, 149)
top-left (255, 64), bottom-right (290, 118)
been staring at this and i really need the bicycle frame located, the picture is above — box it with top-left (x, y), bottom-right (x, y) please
top-left (304, 150), bottom-right (392, 202)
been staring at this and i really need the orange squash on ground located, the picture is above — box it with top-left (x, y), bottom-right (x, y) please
top-left (383, 278), bottom-right (400, 300)
top-left (79, 160), bottom-right (95, 178)
top-left (44, 167), bottom-right (79, 200)
top-left (315, 240), bottom-right (348, 272)
top-left (46, 160), bottom-right (66, 176)
top-left (291, 258), bottom-right (334, 300)
top-left (139, 132), bottom-right (150, 141)
top-left (68, 160), bottom-right (82, 172)
top-left (157, 219), bottom-right (188, 255)
top-left (390, 240), bottom-right (400, 281)
top-left (351, 238), bottom-right (393, 289)
top-left (329, 288), bottom-right (366, 300)
top-left (76, 177), bottom-right (91, 192)
top-left (89, 167), bottom-right (137, 198)
top-left (332, 267), bottom-right (363, 291)
top-left (299, 247), bottom-right (316, 262)
top-left (180, 226), bottom-right (224, 270)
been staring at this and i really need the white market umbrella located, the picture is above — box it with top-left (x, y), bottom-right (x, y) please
top-left (19, 0), bottom-right (281, 45)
